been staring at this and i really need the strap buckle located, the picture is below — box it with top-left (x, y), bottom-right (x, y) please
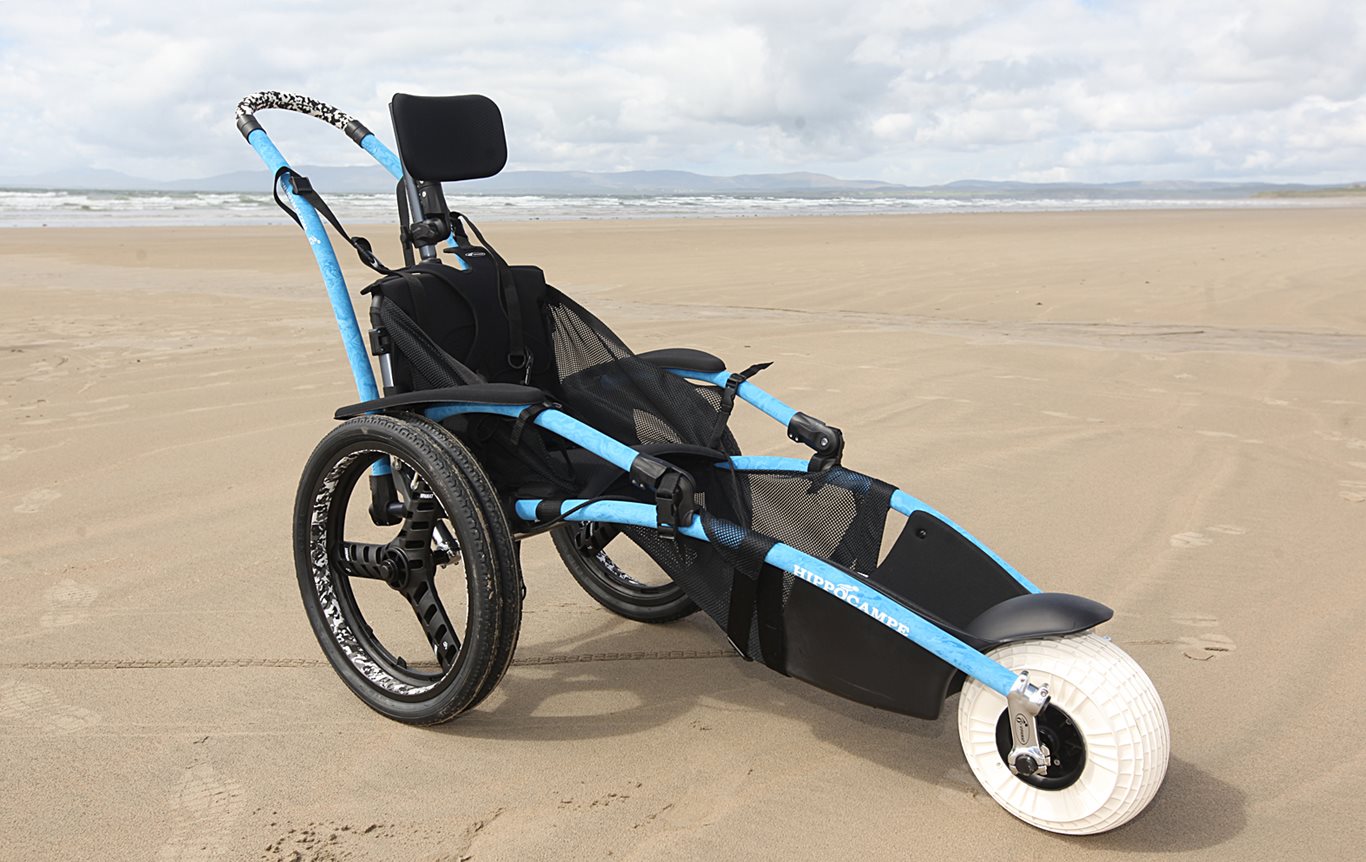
top-left (631, 455), bottom-right (696, 540)
top-left (654, 473), bottom-right (689, 539)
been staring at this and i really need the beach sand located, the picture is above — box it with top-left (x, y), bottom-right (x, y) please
top-left (2, 208), bottom-right (1364, 859)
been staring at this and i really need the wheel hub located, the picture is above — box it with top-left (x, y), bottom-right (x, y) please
top-left (995, 703), bottom-right (1087, 790)
top-left (380, 547), bottom-right (410, 590)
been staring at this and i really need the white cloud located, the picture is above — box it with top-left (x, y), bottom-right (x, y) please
top-left (0, 0), bottom-right (1362, 183)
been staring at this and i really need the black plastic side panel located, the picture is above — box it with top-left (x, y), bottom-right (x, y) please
top-left (872, 511), bottom-right (1028, 629)
top-left (334, 383), bottom-right (545, 419)
top-left (781, 578), bottom-right (959, 719)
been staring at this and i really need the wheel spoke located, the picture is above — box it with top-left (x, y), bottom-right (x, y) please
top-left (395, 480), bottom-right (440, 551)
top-left (336, 541), bottom-right (390, 580)
top-left (403, 574), bottom-right (460, 669)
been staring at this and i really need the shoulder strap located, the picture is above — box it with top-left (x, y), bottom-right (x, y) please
top-left (273, 167), bottom-right (392, 275)
top-left (450, 211), bottom-right (529, 379)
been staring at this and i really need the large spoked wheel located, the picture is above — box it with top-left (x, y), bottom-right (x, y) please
top-left (957, 633), bottom-right (1170, 834)
top-left (293, 415), bottom-right (521, 725)
top-left (551, 523), bottom-right (698, 623)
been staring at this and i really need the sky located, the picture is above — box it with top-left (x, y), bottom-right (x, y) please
top-left (1, 0), bottom-right (1363, 185)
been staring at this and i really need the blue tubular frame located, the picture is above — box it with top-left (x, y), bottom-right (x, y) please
top-left (246, 128), bottom-right (380, 404)
top-left (424, 403), bottom-right (643, 474)
top-left (409, 367), bottom-right (1040, 695)
top-left (667, 368), bottom-right (799, 426)
top-left (239, 92), bottom-right (1030, 702)
top-left (513, 498), bottom-right (1019, 696)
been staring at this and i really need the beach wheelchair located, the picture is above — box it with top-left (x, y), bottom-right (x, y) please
top-left (236, 91), bottom-right (1169, 834)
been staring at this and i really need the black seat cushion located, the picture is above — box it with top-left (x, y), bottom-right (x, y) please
top-left (389, 94), bottom-right (507, 182)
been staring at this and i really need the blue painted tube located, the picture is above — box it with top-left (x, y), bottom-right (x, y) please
top-left (423, 404), bottom-right (641, 474)
top-left (247, 129), bottom-right (377, 404)
top-left (515, 498), bottom-right (1018, 695)
top-left (367, 453), bottom-right (392, 477)
top-left (891, 490), bottom-right (1040, 594)
top-left (358, 134), bottom-right (404, 180)
top-left (724, 456), bottom-right (810, 472)
top-left (667, 369), bottom-right (799, 427)
top-left (512, 499), bottom-right (704, 537)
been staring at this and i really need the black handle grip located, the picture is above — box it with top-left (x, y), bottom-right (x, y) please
top-left (233, 91), bottom-right (372, 145)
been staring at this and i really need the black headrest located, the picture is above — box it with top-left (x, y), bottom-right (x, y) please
top-left (389, 93), bottom-right (508, 183)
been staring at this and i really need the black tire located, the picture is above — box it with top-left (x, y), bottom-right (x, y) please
top-left (293, 414), bottom-right (521, 725)
top-left (551, 523), bottom-right (699, 623)
top-left (403, 414), bottom-right (523, 710)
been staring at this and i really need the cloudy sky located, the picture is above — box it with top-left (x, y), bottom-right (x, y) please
top-left (1, 0), bottom-right (1363, 184)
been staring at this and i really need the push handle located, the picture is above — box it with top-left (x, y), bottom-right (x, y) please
top-left (234, 90), bottom-right (374, 146)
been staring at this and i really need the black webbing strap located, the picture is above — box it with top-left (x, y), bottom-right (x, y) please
top-left (449, 211), bottom-right (529, 378)
top-left (510, 401), bottom-right (558, 447)
top-left (703, 513), bottom-right (783, 670)
top-left (710, 362), bottom-right (771, 448)
top-left (273, 167), bottom-right (392, 275)
top-left (726, 570), bottom-right (758, 655)
top-left (755, 569), bottom-right (785, 669)
top-left (724, 565), bottom-right (786, 670)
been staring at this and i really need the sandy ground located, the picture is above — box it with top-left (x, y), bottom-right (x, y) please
top-left (2, 209), bottom-right (1364, 860)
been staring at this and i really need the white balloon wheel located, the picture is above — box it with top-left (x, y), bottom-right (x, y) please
top-left (957, 633), bottom-right (1170, 834)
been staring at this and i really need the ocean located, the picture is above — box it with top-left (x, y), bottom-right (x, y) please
top-left (0, 187), bottom-right (1336, 228)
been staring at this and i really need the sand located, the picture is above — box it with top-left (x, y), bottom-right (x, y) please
top-left (2, 208), bottom-right (1364, 860)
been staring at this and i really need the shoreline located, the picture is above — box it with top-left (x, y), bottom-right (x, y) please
top-left (2, 194), bottom-right (1362, 230)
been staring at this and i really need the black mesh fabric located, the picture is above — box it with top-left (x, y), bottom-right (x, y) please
top-left (379, 300), bottom-right (483, 389)
top-left (543, 291), bottom-right (740, 454)
top-left (533, 287), bottom-right (900, 666)
top-left (744, 468), bottom-right (895, 574)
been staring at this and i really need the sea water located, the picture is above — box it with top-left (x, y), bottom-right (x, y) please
top-left (0, 187), bottom-right (1331, 228)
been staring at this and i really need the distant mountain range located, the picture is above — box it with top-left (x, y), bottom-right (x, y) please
top-left (1, 165), bottom-right (1361, 198)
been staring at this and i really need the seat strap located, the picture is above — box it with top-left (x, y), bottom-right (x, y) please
top-left (710, 362), bottom-right (771, 448)
top-left (510, 401), bottom-right (558, 447)
top-left (273, 167), bottom-right (393, 275)
top-left (702, 513), bottom-right (784, 670)
top-left (450, 211), bottom-right (530, 381)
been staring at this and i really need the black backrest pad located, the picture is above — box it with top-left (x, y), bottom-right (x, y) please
top-left (390, 94), bottom-right (508, 182)
top-left (371, 259), bottom-right (553, 390)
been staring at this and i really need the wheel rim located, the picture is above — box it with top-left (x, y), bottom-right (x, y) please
top-left (568, 522), bottom-right (683, 604)
top-left (308, 445), bottom-right (471, 700)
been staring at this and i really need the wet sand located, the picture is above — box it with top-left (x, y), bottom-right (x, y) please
top-left (2, 208), bottom-right (1364, 859)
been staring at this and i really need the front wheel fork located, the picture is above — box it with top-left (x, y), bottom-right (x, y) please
top-left (369, 470), bottom-right (404, 526)
top-left (1005, 672), bottom-right (1052, 777)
